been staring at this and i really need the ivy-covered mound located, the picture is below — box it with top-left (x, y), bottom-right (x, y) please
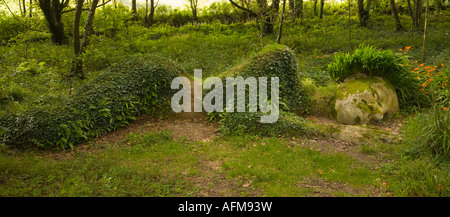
top-left (0, 55), bottom-right (182, 149)
top-left (212, 44), bottom-right (312, 136)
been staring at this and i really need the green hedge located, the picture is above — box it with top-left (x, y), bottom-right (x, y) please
top-left (210, 44), bottom-right (312, 136)
top-left (0, 55), bottom-right (182, 149)
top-left (218, 44), bottom-right (304, 111)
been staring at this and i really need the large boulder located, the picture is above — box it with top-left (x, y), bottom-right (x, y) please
top-left (332, 74), bottom-right (399, 125)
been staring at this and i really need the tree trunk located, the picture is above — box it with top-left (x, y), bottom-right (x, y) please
top-left (81, 0), bottom-right (99, 49)
top-left (348, 0), bottom-right (352, 51)
top-left (29, 0), bottom-right (32, 17)
top-left (132, 0), bottom-right (137, 14)
top-left (389, 0), bottom-right (403, 31)
top-left (414, 0), bottom-right (423, 28)
top-left (319, 0), bottom-right (324, 19)
top-left (277, 0), bottom-right (286, 44)
top-left (422, 0), bottom-right (428, 61)
top-left (357, 0), bottom-right (369, 27)
top-left (72, 0), bottom-right (100, 79)
top-left (72, 0), bottom-right (84, 78)
top-left (406, 0), bottom-right (415, 23)
top-left (288, 0), bottom-right (294, 18)
top-left (313, 0), bottom-right (318, 16)
top-left (23, 0), bottom-right (26, 16)
top-left (295, 0), bottom-right (302, 18)
top-left (149, 0), bottom-right (155, 25)
top-left (38, 0), bottom-right (69, 45)
top-left (264, 0), bottom-right (279, 35)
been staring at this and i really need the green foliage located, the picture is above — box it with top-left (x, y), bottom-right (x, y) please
top-left (220, 44), bottom-right (304, 111)
top-left (219, 111), bottom-right (312, 136)
top-left (327, 44), bottom-right (423, 108)
top-left (208, 44), bottom-right (312, 136)
top-left (403, 108), bottom-right (450, 159)
top-left (0, 55), bottom-right (182, 149)
top-left (381, 157), bottom-right (450, 197)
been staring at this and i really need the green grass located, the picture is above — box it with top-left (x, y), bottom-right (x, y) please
top-left (0, 132), bottom-right (378, 197)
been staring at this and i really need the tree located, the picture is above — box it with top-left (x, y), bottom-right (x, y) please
top-left (72, 0), bottom-right (100, 78)
top-left (411, 0), bottom-right (423, 28)
top-left (422, 0), bottom-right (428, 61)
top-left (277, 0), bottom-right (286, 44)
top-left (357, 0), bottom-right (371, 27)
top-left (288, 0), bottom-right (294, 18)
top-left (187, 0), bottom-right (199, 20)
top-left (265, 0), bottom-right (280, 34)
top-left (228, 0), bottom-right (274, 35)
top-left (313, 0), bottom-right (318, 16)
top-left (29, 0), bottom-right (32, 17)
top-left (389, 0), bottom-right (402, 31)
top-left (131, 0), bottom-right (136, 14)
top-left (319, 0), bottom-right (324, 19)
top-left (37, 0), bottom-right (70, 45)
top-left (146, 0), bottom-right (158, 26)
top-left (294, 0), bottom-right (302, 18)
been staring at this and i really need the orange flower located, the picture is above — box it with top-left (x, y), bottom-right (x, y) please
top-left (444, 107), bottom-right (449, 111)
top-left (414, 68), bottom-right (419, 71)
top-left (419, 63), bottom-right (425, 67)
top-left (405, 46), bottom-right (411, 51)
top-left (441, 63), bottom-right (445, 67)
top-left (415, 60), bottom-right (419, 63)
top-left (425, 66), bottom-right (430, 69)
top-left (399, 49), bottom-right (403, 51)
top-left (428, 78), bottom-right (433, 82)
top-left (416, 76), bottom-right (421, 79)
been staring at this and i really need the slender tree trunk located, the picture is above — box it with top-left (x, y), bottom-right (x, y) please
top-left (319, 0), bottom-right (324, 19)
top-left (29, 0), bottom-right (32, 17)
top-left (22, 0), bottom-right (26, 16)
top-left (414, 0), bottom-right (423, 28)
top-left (357, 0), bottom-right (369, 27)
top-left (289, 0), bottom-right (295, 18)
top-left (81, 0), bottom-right (99, 49)
top-left (295, 0), bottom-right (303, 18)
top-left (313, 0), bottom-right (318, 16)
top-left (348, 0), bottom-right (352, 51)
top-left (131, 0), bottom-right (137, 14)
top-left (19, 0), bottom-right (23, 15)
top-left (406, 0), bottom-right (415, 23)
top-left (72, 0), bottom-right (84, 78)
top-left (422, 0), bottom-right (428, 61)
top-left (149, 0), bottom-right (155, 25)
top-left (277, 0), bottom-right (286, 44)
top-left (390, 0), bottom-right (403, 31)
top-left (72, 0), bottom-right (99, 79)
top-left (145, 0), bottom-right (148, 23)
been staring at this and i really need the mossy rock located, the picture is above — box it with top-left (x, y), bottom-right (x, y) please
top-left (332, 73), bottom-right (399, 125)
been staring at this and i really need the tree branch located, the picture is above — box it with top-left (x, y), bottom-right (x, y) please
top-left (61, 0), bottom-right (111, 14)
top-left (229, 0), bottom-right (257, 16)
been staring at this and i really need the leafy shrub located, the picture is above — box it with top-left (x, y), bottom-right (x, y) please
top-left (327, 44), bottom-right (423, 108)
top-left (0, 54), bottom-right (182, 149)
top-left (219, 44), bottom-right (304, 111)
top-left (219, 111), bottom-right (312, 136)
top-left (207, 44), bottom-right (312, 136)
